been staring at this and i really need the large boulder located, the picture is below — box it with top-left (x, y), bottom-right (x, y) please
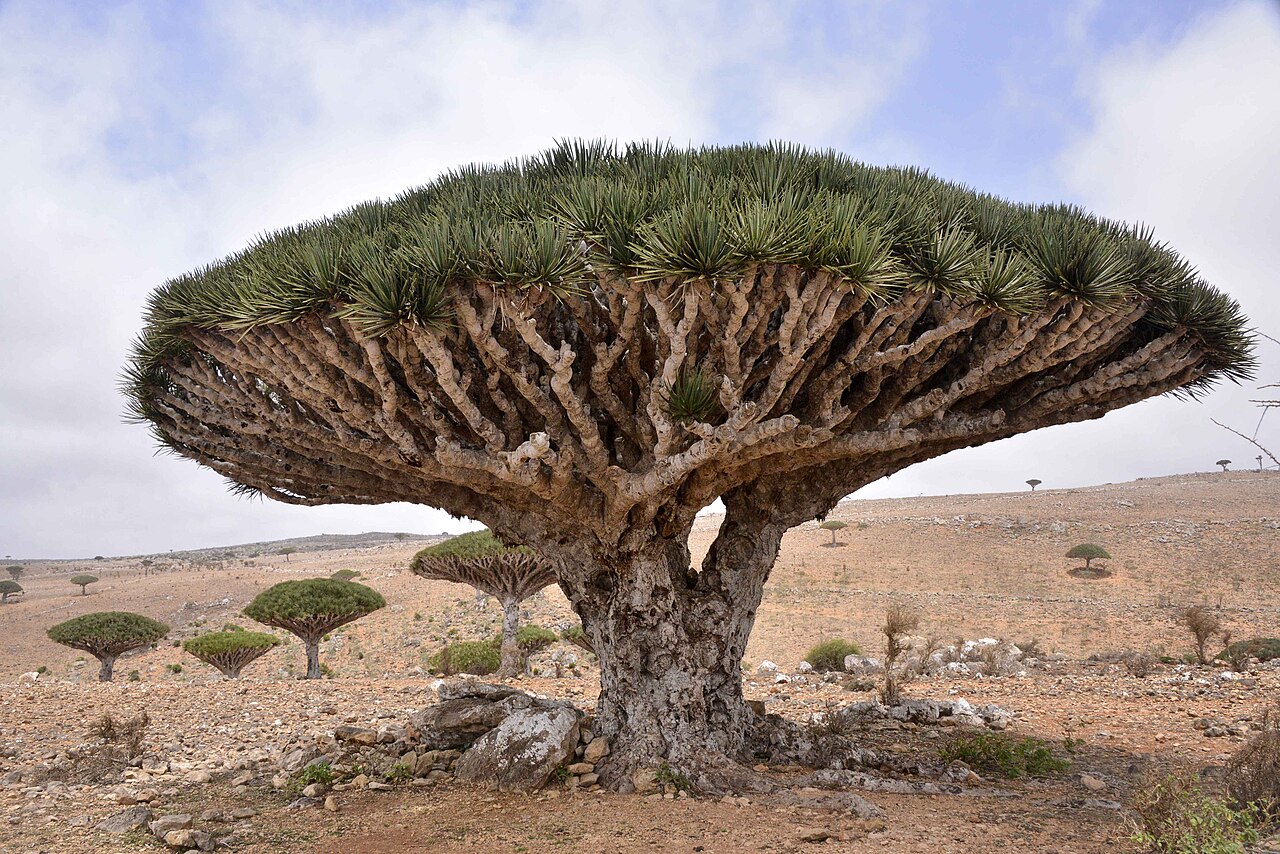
top-left (410, 694), bottom-right (535, 748)
top-left (453, 706), bottom-right (580, 791)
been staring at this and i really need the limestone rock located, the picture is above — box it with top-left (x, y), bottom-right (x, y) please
top-left (164, 828), bottom-right (214, 851)
top-left (148, 814), bottom-right (193, 837)
top-left (96, 807), bottom-right (154, 834)
top-left (453, 706), bottom-right (580, 791)
top-left (582, 737), bottom-right (610, 764)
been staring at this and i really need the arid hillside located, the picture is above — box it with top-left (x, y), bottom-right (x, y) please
top-left (2, 471), bottom-right (1276, 681)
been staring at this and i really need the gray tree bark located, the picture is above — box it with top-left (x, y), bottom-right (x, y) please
top-left (498, 596), bottom-right (522, 677)
top-left (97, 655), bottom-right (116, 683)
top-left (303, 638), bottom-right (321, 680)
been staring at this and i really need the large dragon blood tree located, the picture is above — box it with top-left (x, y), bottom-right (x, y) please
top-left (126, 141), bottom-right (1253, 787)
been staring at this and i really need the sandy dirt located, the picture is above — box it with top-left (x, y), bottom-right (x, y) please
top-left (1, 470), bottom-right (1277, 853)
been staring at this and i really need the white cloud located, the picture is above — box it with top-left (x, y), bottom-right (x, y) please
top-left (0, 0), bottom-right (921, 557)
top-left (855, 0), bottom-right (1280, 503)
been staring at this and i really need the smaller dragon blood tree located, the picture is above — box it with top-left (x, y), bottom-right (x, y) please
top-left (243, 579), bottom-right (384, 679)
top-left (184, 627), bottom-right (282, 678)
top-left (411, 530), bottom-right (556, 676)
top-left (47, 612), bottom-right (169, 682)
top-left (1066, 543), bottom-right (1111, 572)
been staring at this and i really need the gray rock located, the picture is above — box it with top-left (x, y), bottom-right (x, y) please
top-left (843, 655), bottom-right (884, 675)
top-left (436, 679), bottom-right (525, 702)
top-left (454, 706), bottom-right (580, 791)
top-left (285, 796), bottom-right (320, 809)
top-left (582, 737), bottom-right (610, 764)
top-left (149, 813), bottom-right (193, 837)
top-left (97, 806), bottom-right (154, 834)
top-left (411, 694), bottom-right (535, 748)
top-left (163, 828), bottom-right (214, 851)
top-left (333, 725), bottom-right (378, 746)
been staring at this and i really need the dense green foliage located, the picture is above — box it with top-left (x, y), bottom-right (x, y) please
top-left (329, 569), bottom-right (361, 582)
top-left (428, 639), bottom-right (501, 676)
top-left (939, 733), bottom-right (1070, 778)
top-left (804, 638), bottom-right (862, 672)
top-left (5, 565), bottom-right (21, 581)
top-left (411, 529), bottom-right (529, 562)
top-left (127, 141), bottom-right (1254, 422)
top-left (1219, 638), bottom-right (1280, 664)
top-left (243, 579), bottom-right (385, 626)
top-left (0, 580), bottom-right (22, 602)
top-left (183, 628), bottom-right (281, 657)
top-left (47, 612), bottom-right (169, 651)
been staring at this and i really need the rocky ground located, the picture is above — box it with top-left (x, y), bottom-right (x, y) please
top-left (0, 470), bottom-right (1277, 852)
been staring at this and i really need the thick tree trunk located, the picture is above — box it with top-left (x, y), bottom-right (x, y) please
top-left (304, 639), bottom-right (321, 679)
top-left (554, 495), bottom-right (787, 791)
top-left (98, 655), bottom-right (116, 682)
top-left (498, 596), bottom-right (521, 677)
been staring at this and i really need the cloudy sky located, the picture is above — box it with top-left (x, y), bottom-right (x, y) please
top-left (1, 0), bottom-right (1277, 559)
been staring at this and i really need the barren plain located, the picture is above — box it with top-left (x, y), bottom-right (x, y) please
top-left (1, 470), bottom-right (1278, 853)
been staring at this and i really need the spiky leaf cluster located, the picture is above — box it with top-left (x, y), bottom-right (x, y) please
top-left (243, 579), bottom-right (385, 627)
top-left (47, 612), bottom-right (169, 655)
top-left (411, 529), bottom-right (530, 562)
top-left (70, 574), bottom-right (98, 587)
top-left (126, 140), bottom-right (1254, 428)
top-left (1066, 544), bottom-right (1111, 560)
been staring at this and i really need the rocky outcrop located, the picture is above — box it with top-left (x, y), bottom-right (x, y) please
top-left (453, 705), bottom-right (580, 791)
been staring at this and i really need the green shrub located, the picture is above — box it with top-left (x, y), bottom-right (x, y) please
top-left (297, 761), bottom-right (335, 787)
top-left (561, 625), bottom-right (593, 654)
top-left (939, 733), bottom-right (1069, 778)
top-left (804, 638), bottom-right (861, 672)
top-left (128, 670), bottom-right (140, 681)
top-left (428, 640), bottom-right (500, 676)
top-left (184, 629), bottom-right (282, 678)
top-left (386, 762), bottom-right (414, 783)
top-left (1218, 638), bottom-right (1280, 664)
top-left (35, 665), bottom-right (47, 675)
top-left (167, 663), bottom-right (182, 674)
top-left (514, 624), bottom-right (557, 655)
top-left (1130, 772), bottom-right (1260, 853)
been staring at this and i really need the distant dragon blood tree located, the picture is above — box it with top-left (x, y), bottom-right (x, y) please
top-left (125, 141), bottom-right (1254, 790)
top-left (47, 612), bottom-right (169, 682)
top-left (70, 574), bottom-right (98, 596)
top-left (184, 628), bottom-right (282, 678)
top-left (243, 579), bottom-right (384, 679)
top-left (410, 529), bottom-right (556, 675)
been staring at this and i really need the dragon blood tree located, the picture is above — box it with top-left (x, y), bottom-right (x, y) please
top-left (243, 579), bottom-right (384, 679)
top-left (125, 141), bottom-right (1253, 788)
top-left (184, 627), bottom-right (282, 678)
top-left (410, 529), bottom-right (556, 676)
top-left (47, 612), bottom-right (169, 682)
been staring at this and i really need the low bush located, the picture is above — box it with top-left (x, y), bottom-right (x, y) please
top-left (428, 640), bottom-right (501, 676)
top-left (804, 638), bottom-right (861, 672)
top-left (1130, 771), bottom-right (1260, 853)
top-left (1218, 637), bottom-right (1280, 665)
top-left (939, 733), bottom-right (1069, 778)
top-left (1123, 651), bottom-right (1157, 678)
top-left (297, 760), bottom-right (335, 787)
top-left (1227, 706), bottom-right (1280, 815)
top-left (514, 624), bottom-right (557, 656)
